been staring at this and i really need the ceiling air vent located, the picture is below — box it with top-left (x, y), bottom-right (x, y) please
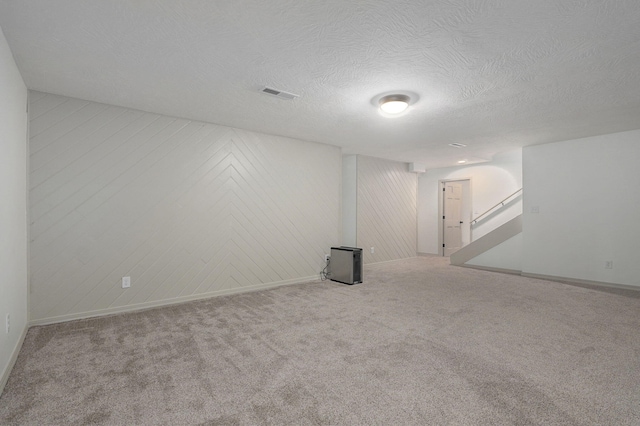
top-left (261, 86), bottom-right (299, 100)
top-left (448, 143), bottom-right (467, 148)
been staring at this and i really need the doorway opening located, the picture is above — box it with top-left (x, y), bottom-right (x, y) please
top-left (439, 179), bottom-right (471, 256)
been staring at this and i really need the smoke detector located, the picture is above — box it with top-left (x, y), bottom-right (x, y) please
top-left (260, 86), bottom-right (299, 100)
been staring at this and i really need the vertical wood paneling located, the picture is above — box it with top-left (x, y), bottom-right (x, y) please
top-left (29, 92), bottom-right (341, 322)
top-left (356, 155), bottom-right (417, 264)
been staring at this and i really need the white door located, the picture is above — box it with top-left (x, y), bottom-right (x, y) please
top-left (443, 181), bottom-right (463, 256)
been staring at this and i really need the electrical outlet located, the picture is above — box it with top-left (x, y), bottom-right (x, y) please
top-left (324, 254), bottom-right (330, 262)
top-left (122, 276), bottom-right (131, 288)
top-left (605, 261), bottom-right (613, 270)
top-left (5, 314), bottom-right (10, 334)
top-left (530, 206), bottom-right (540, 214)
top-left (370, 247), bottom-right (375, 254)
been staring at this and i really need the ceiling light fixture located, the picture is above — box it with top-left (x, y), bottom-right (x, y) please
top-left (379, 94), bottom-right (410, 115)
top-left (449, 143), bottom-right (467, 148)
top-left (457, 160), bottom-right (467, 164)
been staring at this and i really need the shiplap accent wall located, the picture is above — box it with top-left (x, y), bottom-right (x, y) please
top-left (356, 155), bottom-right (417, 264)
top-left (0, 29), bottom-right (28, 394)
top-left (28, 91), bottom-right (341, 323)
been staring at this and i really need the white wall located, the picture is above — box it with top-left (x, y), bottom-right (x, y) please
top-left (342, 155), bottom-right (357, 247)
top-left (418, 149), bottom-right (522, 254)
top-left (29, 92), bottom-right (342, 323)
top-left (356, 155), bottom-right (417, 264)
top-left (523, 130), bottom-right (640, 287)
top-left (0, 27), bottom-right (28, 393)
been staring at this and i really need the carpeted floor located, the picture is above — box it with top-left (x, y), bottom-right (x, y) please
top-left (1, 256), bottom-right (639, 425)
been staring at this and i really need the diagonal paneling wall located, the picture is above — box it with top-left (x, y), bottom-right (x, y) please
top-left (28, 91), bottom-right (341, 323)
top-left (356, 155), bottom-right (417, 264)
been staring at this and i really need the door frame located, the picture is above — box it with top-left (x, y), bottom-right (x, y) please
top-left (438, 178), bottom-right (472, 256)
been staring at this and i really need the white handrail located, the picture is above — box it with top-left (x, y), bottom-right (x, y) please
top-left (471, 188), bottom-right (522, 224)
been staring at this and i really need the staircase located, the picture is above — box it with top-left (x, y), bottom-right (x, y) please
top-left (450, 188), bottom-right (523, 272)
top-left (450, 214), bottom-right (522, 268)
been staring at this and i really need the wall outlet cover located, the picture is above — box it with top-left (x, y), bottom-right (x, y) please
top-left (122, 276), bottom-right (131, 288)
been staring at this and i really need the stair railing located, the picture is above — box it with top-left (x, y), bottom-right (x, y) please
top-left (471, 188), bottom-right (522, 225)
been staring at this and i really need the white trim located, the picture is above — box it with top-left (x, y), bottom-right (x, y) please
top-left (364, 256), bottom-right (421, 268)
top-left (455, 264), bottom-right (522, 275)
top-left (521, 273), bottom-right (640, 292)
top-left (26, 91), bottom-right (31, 325)
top-left (417, 252), bottom-right (439, 257)
top-left (453, 265), bottom-right (640, 293)
top-left (29, 275), bottom-right (318, 326)
top-left (0, 324), bottom-right (29, 397)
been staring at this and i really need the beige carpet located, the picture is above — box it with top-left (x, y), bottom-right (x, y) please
top-left (1, 256), bottom-right (639, 425)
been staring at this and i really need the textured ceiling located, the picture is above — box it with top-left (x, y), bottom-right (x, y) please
top-left (2, 0), bottom-right (640, 168)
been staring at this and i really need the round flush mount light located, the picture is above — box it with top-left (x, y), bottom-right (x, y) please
top-left (379, 94), bottom-right (410, 114)
top-left (457, 160), bottom-right (467, 164)
top-left (372, 91), bottom-right (419, 117)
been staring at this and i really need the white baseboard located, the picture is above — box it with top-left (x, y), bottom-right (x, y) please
top-left (0, 324), bottom-right (29, 397)
top-left (417, 252), bottom-right (440, 257)
top-left (30, 275), bottom-right (318, 327)
top-left (521, 272), bottom-right (640, 292)
top-left (457, 264), bottom-right (522, 275)
top-left (457, 264), bottom-right (640, 293)
top-left (365, 256), bottom-right (423, 268)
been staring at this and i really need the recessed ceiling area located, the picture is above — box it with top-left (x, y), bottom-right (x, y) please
top-left (1, 1), bottom-right (640, 168)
